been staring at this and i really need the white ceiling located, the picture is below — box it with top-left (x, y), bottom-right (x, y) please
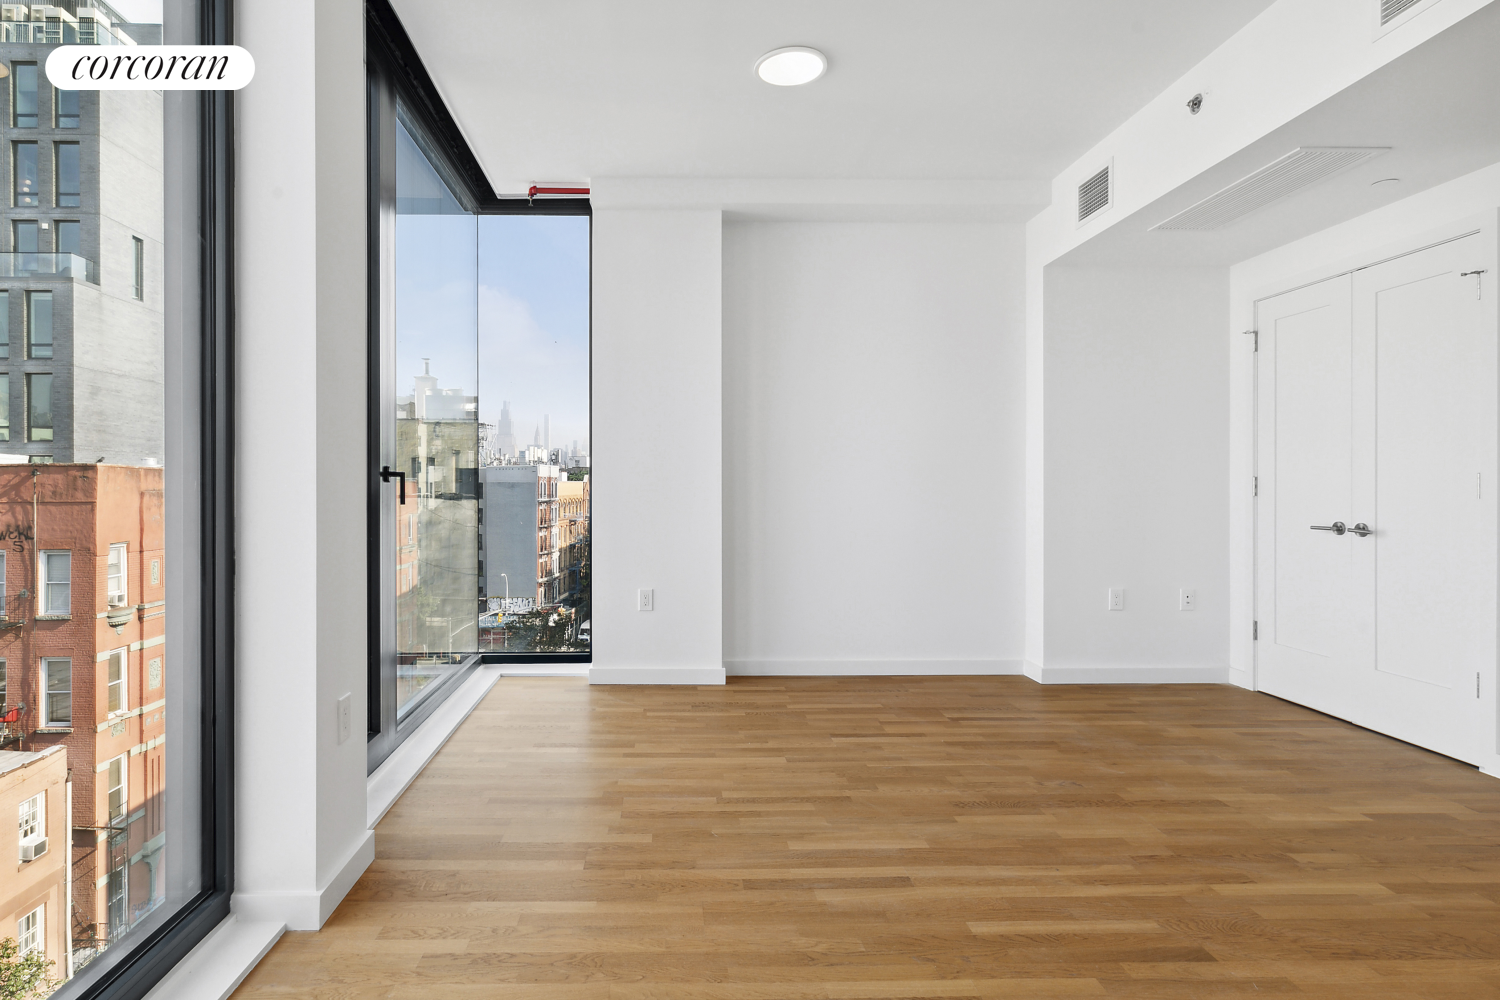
top-left (1061, 0), bottom-right (1500, 268)
top-left (393, 0), bottom-right (1278, 204)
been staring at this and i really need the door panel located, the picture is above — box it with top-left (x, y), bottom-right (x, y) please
top-left (1256, 275), bottom-right (1355, 711)
top-left (1273, 298), bottom-right (1354, 656)
top-left (1351, 234), bottom-right (1493, 762)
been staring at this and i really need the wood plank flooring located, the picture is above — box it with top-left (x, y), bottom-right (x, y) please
top-left (230, 676), bottom-right (1500, 999)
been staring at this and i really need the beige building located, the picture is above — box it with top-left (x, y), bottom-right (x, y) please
top-left (0, 745), bottom-right (68, 976)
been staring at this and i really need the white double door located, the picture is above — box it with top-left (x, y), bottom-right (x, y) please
top-left (1255, 234), bottom-right (1496, 765)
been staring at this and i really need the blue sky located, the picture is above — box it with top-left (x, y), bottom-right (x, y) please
top-left (394, 125), bottom-right (590, 458)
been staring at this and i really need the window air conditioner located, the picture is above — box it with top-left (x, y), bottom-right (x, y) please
top-left (19, 835), bottom-right (46, 862)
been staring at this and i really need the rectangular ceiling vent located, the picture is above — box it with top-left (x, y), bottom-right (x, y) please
top-left (1151, 147), bottom-right (1387, 232)
top-left (1077, 165), bottom-right (1111, 223)
top-left (1381, 0), bottom-right (1425, 25)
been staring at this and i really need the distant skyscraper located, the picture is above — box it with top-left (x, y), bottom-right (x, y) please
top-left (495, 399), bottom-right (516, 458)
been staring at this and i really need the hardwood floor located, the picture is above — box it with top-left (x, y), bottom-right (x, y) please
top-left (230, 676), bottom-right (1500, 999)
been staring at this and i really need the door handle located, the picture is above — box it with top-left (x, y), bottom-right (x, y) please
top-left (1347, 522), bottom-right (1372, 537)
top-left (1310, 522), bottom-right (1346, 534)
top-left (379, 465), bottom-right (406, 505)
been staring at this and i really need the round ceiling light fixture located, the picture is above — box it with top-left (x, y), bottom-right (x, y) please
top-left (755, 46), bottom-right (827, 86)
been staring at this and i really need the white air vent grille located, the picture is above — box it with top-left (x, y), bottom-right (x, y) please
top-left (1381, 0), bottom-right (1424, 24)
top-left (1077, 166), bottom-right (1111, 223)
top-left (1151, 147), bottom-right (1387, 232)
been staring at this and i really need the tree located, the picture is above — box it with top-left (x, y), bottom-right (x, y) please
top-left (0, 939), bottom-right (58, 999)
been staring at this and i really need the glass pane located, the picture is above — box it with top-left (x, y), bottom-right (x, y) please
top-left (0, 4), bottom-right (190, 988)
top-left (27, 290), bottom-right (51, 358)
top-left (392, 113), bottom-right (477, 715)
top-left (56, 88), bottom-right (79, 128)
top-left (477, 216), bottom-right (591, 652)
top-left (56, 144), bottom-right (80, 207)
top-left (13, 64), bottom-right (36, 127)
top-left (13, 143), bottom-right (37, 206)
top-left (27, 372), bottom-right (52, 441)
top-left (0, 291), bottom-right (8, 360)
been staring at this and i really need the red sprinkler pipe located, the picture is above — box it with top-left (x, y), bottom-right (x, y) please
top-left (528, 185), bottom-right (590, 204)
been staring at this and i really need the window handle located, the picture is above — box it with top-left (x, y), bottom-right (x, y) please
top-left (379, 466), bottom-right (406, 504)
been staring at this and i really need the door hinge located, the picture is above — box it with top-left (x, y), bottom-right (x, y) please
top-left (1461, 270), bottom-right (1486, 300)
top-left (1253, 476), bottom-right (1258, 497)
top-left (1253, 620), bottom-right (1258, 640)
top-left (1478, 672), bottom-right (1482, 698)
top-left (1243, 329), bottom-right (1258, 352)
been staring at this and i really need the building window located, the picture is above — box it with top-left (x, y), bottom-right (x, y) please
top-left (107, 754), bottom-right (126, 822)
top-left (42, 657), bottom-right (68, 726)
top-left (16, 906), bottom-right (41, 957)
top-left (133, 236), bottom-right (144, 300)
top-left (0, 659), bottom-right (7, 710)
top-left (12, 64), bottom-right (36, 128)
top-left (55, 88), bottom-right (78, 128)
top-left (0, 374), bottom-right (8, 442)
top-left (12, 143), bottom-right (37, 207)
top-left (12, 220), bottom-right (37, 257)
top-left (108, 649), bottom-right (127, 715)
top-left (18, 791), bottom-right (41, 841)
top-left (40, 550), bottom-right (68, 615)
top-left (0, 291), bottom-right (8, 360)
top-left (26, 373), bottom-right (51, 441)
top-left (108, 542), bottom-right (127, 606)
top-left (26, 291), bottom-right (51, 359)
top-left (55, 143), bottom-right (79, 208)
top-left (106, 866), bottom-right (125, 936)
top-left (56, 221), bottom-right (79, 256)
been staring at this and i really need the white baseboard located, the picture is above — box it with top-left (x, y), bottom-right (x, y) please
top-left (231, 828), bottom-right (375, 930)
top-left (1023, 663), bottom-right (1230, 685)
top-left (1227, 666), bottom-right (1255, 690)
top-left (142, 915), bottom-right (284, 1000)
top-left (368, 664), bottom-right (504, 828)
top-left (589, 665), bottom-right (726, 685)
top-left (725, 659), bottom-right (1023, 676)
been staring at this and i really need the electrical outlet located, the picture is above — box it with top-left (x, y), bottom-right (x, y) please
top-left (1107, 588), bottom-right (1124, 611)
top-left (638, 588), bottom-right (654, 612)
top-left (1180, 589), bottom-right (1196, 611)
top-left (337, 693), bottom-right (351, 744)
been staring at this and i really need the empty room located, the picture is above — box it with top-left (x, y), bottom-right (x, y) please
top-left (18, 1), bottom-right (1500, 999)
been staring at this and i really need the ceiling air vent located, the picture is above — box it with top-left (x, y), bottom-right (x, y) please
top-left (1077, 165), bottom-right (1111, 223)
top-left (1381, 0), bottom-right (1425, 25)
top-left (1151, 147), bottom-right (1387, 232)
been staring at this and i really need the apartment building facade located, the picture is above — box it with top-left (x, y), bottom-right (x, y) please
top-left (0, 743), bottom-right (66, 974)
top-left (482, 463), bottom-right (563, 607)
top-left (0, 463), bottom-right (164, 965)
top-left (557, 476), bottom-right (588, 603)
top-left (0, 3), bottom-right (164, 466)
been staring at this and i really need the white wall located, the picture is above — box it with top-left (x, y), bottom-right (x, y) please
top-left (234, 0), bottom-right (373, 930)
top-left (1036, 265), bottom-right (1230, 682)
top-left (591, 209), bottom-right (725, 684)
top-left (721, 222), bottom-right (1026, 675)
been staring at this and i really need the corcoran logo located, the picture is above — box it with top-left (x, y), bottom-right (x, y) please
top-left (44, 45), bottom-right (254, 91)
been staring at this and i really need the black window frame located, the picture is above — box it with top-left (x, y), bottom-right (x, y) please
top-left (59, 0), bottom-right (237, 995)
top-left (365, 0), bottom-right (591, 773)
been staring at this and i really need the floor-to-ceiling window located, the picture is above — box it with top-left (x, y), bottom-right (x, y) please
top-left (368, 2), bottom-right (590, 771)
top-left (0, 0), bottom-right (238, 996)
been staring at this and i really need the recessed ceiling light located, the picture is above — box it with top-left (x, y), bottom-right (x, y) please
top-left (1371, 177), bottom-right (1401, 186)
top-left (755, 46), bottom-right (826, 86)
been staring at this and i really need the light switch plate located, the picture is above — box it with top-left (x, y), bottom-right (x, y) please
top-left (337, 693), bottom-right (351, 744)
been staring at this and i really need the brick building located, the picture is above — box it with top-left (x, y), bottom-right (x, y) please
top-left (0, 463), bottom-right (164, 964)
top-left (0, 744), bottom-right (66, 975)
